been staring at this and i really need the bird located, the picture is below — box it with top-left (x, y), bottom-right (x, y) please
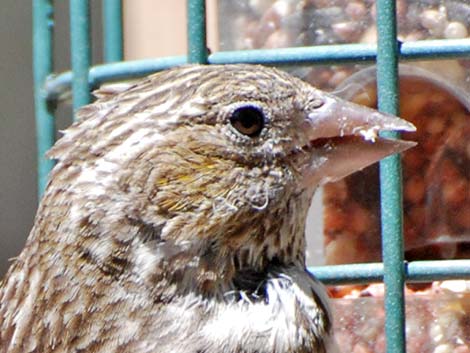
top-left (0, 64), bottom-right (415, 353)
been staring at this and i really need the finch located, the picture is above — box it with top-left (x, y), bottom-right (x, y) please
top-left (0, 64), bottom-right (415, 353)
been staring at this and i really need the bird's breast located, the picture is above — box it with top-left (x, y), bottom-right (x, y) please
top-left (191, 266), bottom-right (334, 353)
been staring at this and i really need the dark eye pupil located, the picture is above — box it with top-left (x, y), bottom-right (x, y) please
top-left (230, 106), bottom-right (265, 137)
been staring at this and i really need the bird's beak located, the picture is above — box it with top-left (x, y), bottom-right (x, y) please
top-left (302, 92), bottom-right (416, 187)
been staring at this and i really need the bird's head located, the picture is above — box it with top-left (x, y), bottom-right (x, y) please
top-left (44, 64), bottom-right (414, 295)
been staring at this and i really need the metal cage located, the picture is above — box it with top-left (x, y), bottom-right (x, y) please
top-left (32, 1), bottom-right (470, 352)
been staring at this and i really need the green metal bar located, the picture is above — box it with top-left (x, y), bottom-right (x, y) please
top-left (376, 1), bottom-right (406, 353)
top-left (187, 0), bottom-right (207, 64)
top-left (400, 38), bottom-right (470, 59)
top-left (309, 260), bottom-right (470, 285)
top-left (211, 39), bottom-right (470, 63)
top-left (43, 39), bottom-right (470, 101)
top-left (405, 260), bottom-right (470, 282)
top-left (103, 0), bottom-right (123, 62)
top-left (33, 0), bottom-right (55, 198)
top-left (70, 0), bottom-right (91, 110)
top-left (45, 56), bottom-right (188, 99)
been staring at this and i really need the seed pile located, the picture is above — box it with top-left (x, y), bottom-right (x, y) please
top-left (220, 0), bottom-right (470, 90)
top-left (324, 75), bottom-right (470, 264)
top-left (331, 281), bottom-right (470, 353)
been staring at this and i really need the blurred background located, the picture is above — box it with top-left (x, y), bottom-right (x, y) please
top-left (1, 1), bottom-right (42, 275)
top-left (4, 2), bottom-right (469, 351)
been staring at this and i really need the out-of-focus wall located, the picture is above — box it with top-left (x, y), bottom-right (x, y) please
top-left (0, 2), bottom-right (103, 275)
top-left (0, 1), bottom-right (36, 275)
top-left (123, 0), bottom-right (218, 59)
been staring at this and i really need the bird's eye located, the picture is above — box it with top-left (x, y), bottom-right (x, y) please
top-left (229, 106), bottom-right (265, 137)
